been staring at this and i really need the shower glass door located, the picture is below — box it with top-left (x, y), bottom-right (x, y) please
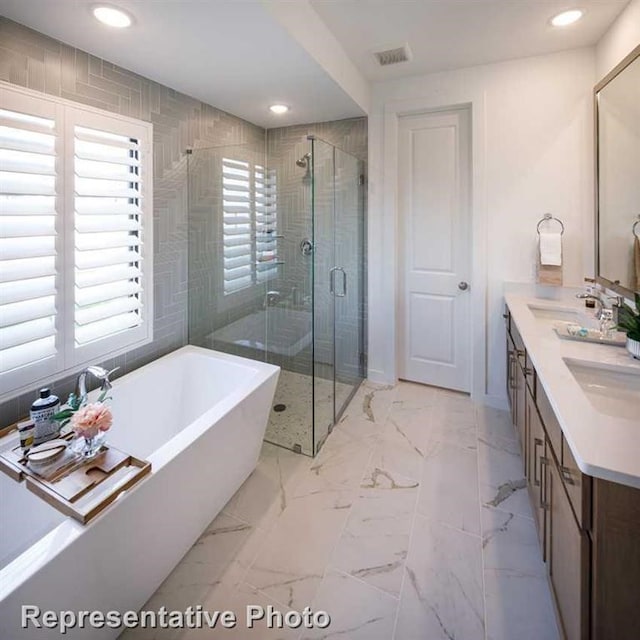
top-left (311, 138), bottom-right (365, 453)
top-left (311, 139), bottom-right (336, 453)
top-left (334, 148), bottom-right (365, 418)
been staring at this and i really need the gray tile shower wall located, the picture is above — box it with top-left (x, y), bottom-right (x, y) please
top-left (0, 17), bottom-right (265, 426)
top-left (265, 118), bottom-right (367, 376)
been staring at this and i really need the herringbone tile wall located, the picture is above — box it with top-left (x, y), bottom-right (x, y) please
top-left (0, 17), bottom-right (265, 425)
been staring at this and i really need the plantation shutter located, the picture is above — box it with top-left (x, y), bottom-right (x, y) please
top-left (255, 164), bottom-right (278, 283)
top-left (73, 124), bottom-right (143, 347)
top-left (0, 86), bottom-right (152, 400)
top-left (222, 158), bottom-right (253, 293)
top-left (0, 99), bottom-right (62, 388)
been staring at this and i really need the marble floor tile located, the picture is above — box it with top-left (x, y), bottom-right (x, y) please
top-left (334, 413), bottom-right (385, 443)
top-left (477, 405), bottom-right (518, 445)
top-left (224, 442), bottom-right (308, 530)
top-left (481, 506), bottom-right (545, 575)
top-left (478, 434), bottom-right (533, 519)
top-left (341, 381), bottom-right (397, 426)
top-left (484, 571), bottom-right (559, 640)
top-left (120, 513), bottom-right (256, 640)
top-left (329, 465), bottom-right (418, 596)
top-left (243, 486), bottom-right (354, 610)
top-left (291, 429), bottom-right (374, 498)
top-left (417, 440), bottom-right (481, 536)
top-left (301, 569), bottom-right (398, 640)
top-left (392, 381), bottom-right (441, 409)
top-left (369, 436), bottom-right (424, 483)
top-left (184, 583), bottom-right (301, 640)
top-left (482, 499), bottom-right (559, 640)
top-left (395, 515), bottom-right (485, 640)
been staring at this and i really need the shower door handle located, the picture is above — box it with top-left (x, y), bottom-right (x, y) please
top-left (329, 267), bottom-right (338, 295)
top-left (335, 267), bottom-right (347, 298)
top-left (329, 267), bottom-right (347, 297)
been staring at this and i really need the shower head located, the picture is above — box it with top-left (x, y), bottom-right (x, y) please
top-left (296, 153), bottom-right (311, 168)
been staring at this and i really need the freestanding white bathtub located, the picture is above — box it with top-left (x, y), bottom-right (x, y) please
top-left (0, 346), bottom-right (279, 639)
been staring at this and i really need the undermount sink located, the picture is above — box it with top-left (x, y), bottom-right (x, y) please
top-left (563, 358), bottom-right (640, 421)
top-left (527, 303), bottom-right (583, 323)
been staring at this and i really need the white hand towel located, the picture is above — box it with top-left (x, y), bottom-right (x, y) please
top-left (539, 231), bottom-right (562, 266)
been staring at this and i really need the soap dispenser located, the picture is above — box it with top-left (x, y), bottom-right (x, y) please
top-left (30, 388), bottom-right (61, 445)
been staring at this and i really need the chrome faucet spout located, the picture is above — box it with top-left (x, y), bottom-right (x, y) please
top-left (76, 366), bottom-right (118, 400)
top-left (576, 292), bottom-right (604, 317)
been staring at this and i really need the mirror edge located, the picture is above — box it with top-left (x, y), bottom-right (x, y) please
top-left (594, 42), bottom-right (640, 298)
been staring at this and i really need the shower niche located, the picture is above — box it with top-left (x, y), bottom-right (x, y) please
top-left (187, 130), bottom-right (366, 456)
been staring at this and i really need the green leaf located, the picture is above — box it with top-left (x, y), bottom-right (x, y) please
top-left (53, 408), bottom-right (74, 421)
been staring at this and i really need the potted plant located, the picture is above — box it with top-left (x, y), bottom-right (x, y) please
top-left (617, 292), bottom-right (640, 359)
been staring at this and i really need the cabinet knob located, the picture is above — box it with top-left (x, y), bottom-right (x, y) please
top-left (458, 281), bottom-right (469, 291)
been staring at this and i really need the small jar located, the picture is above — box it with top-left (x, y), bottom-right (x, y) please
top-left (17, 420), bottom-right (35, 453)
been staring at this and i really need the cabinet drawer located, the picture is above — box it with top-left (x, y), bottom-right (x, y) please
top-left (536, 378), bottom-right (563, 463)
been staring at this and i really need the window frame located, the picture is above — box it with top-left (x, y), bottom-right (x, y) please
top-left (0, 82), bottom-right (153, 403)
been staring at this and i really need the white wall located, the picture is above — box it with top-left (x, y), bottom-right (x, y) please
top-left (596, 0), bottom-right (640, 79)
top-left (368, 48), bottom-right (595, 406)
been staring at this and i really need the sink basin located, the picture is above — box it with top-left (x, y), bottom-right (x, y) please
top-left (563, 358), bottom-right (640, 421)
top-left (527, 304), bottom-right (583, 323)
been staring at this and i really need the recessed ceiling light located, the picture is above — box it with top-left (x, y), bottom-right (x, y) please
top-left (551, 9), bottom-right (584, 27)
top-left (269, 104), bottom-right (289, 115)
top-left (93, 5), bottom-right (133, 28)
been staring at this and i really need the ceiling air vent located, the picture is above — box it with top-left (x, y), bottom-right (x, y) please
top-left (373, 44), bottom-right (412, 67)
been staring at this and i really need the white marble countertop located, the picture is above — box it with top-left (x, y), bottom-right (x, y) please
top-left (504, 291), bottom-right (640, 489)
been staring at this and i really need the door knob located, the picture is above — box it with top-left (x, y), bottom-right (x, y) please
top-left (458, 281), bottom-right (469, 291)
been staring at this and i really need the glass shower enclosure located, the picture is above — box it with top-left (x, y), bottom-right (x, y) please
top-left (187, 136), bottom-right (365, 456)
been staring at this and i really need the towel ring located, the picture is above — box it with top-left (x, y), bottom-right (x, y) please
top-left (633, 216), bottom-right (640, 239)
top-left (536, 213), bottom-right (565, 236)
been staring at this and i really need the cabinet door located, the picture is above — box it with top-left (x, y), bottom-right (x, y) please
top-left (526, 393), bottom-right (546, 556)
top-left (548, 458), bottom-right (589, 640)
top-left (592, 478), bottom-right (640, 640)
top-left (514, 358), bottom-right (527, 468)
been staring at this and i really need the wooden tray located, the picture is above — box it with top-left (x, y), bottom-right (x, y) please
top-left (0, 419), bottom-right (151, 524)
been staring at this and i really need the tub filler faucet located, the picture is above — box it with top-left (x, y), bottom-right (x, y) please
top-left (76, 366), bottom-right (118, 399)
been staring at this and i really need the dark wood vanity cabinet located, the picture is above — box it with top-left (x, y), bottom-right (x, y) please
top-left (504, 306), bottom-right (640, 640)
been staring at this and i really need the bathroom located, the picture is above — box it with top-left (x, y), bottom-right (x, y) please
top-left (0, 1), bottom-right (639, 638)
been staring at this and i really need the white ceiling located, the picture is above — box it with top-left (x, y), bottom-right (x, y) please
top-left (0, 0), bottom-right (365, 128)
top-left (310, 0), bottom-right (630, 81)
top-left (0, 1), bottom-right (631, 127)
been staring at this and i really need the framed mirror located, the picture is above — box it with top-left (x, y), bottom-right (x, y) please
top-left (595, 43), bottom-right (640, 296)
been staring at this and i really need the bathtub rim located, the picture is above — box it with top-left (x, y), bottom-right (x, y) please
top-left (0, 345), bottom-right (279, 602)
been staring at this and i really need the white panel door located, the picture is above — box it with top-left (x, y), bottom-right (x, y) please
top-left (398, 109), bottom-right (471, 392)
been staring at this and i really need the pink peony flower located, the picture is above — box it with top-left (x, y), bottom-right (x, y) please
top-left (71, 403), bottom-right (113, 439)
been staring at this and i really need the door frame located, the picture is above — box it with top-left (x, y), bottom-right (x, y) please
top-left (379, 89), bottom-right (489, 404)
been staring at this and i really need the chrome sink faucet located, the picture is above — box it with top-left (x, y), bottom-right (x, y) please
top-left (76, 366), bottom-right (118, 400)
top-left (576, 292), bottom-right (625, 323)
